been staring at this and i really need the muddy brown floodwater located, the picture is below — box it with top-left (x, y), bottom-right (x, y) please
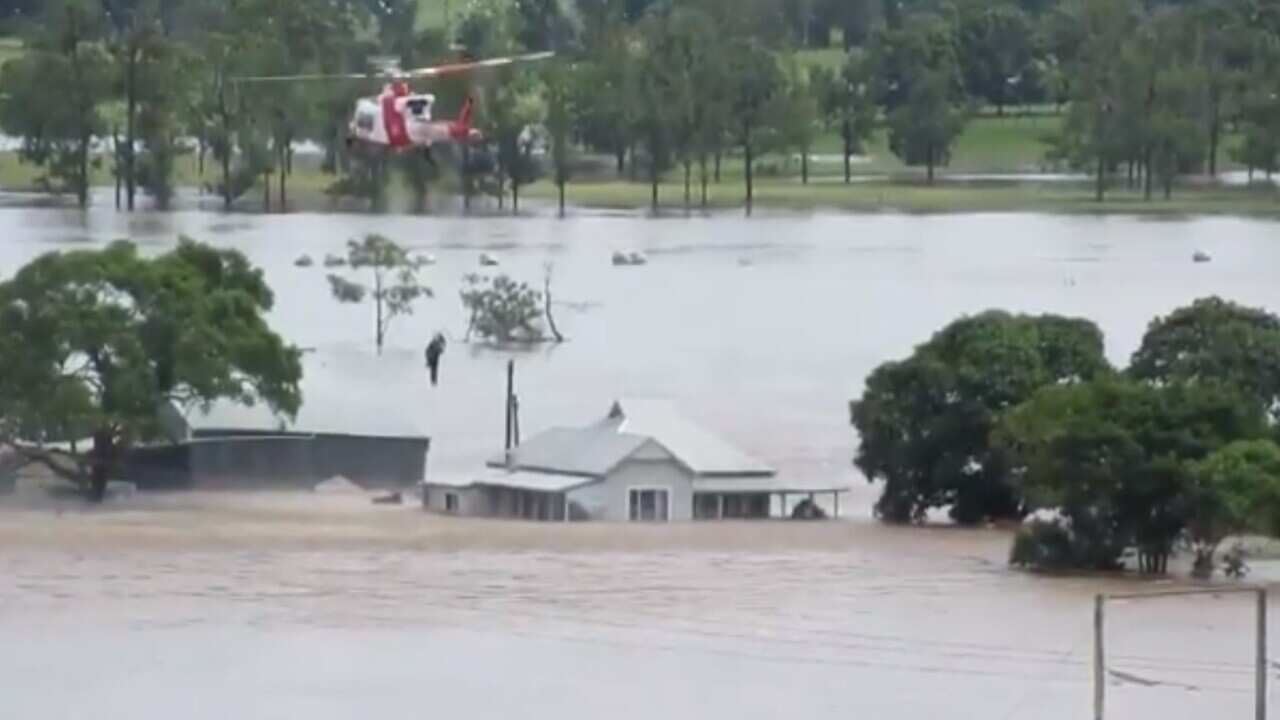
top-left (1, 492), bottom-right (1275, 719)
top-left (2, 201), bottom-right (1280, 718)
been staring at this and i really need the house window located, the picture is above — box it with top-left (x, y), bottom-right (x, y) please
top-left (445, 492), bottom-right (458, 513)
top-left (628, 488), bottom-right (670, 522)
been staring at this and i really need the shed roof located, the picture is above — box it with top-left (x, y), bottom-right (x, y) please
top-left (599, 398), bottom-right (774, 477)
top-left (487, 426), bottom-right (651, 477)
top-left (178, 348), bottom-right (429, 440)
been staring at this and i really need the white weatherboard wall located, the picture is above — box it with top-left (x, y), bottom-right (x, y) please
top-left (598, 441), bottom-right (694, 521)
top-left (567, 481), bottom-right (608, 520)
top-left (423, 485), bottom-right (483, 515)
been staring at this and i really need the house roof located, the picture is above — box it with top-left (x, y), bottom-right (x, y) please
top-left (487, 398), bottom-right (773, 479)
top-left (487, 426), bottom-right (651, 477)
top-left (598, 398), bottom-right (774, 477)
top-left (178, 348), bottom-right (429, 440)
top-left (692, 477), bottom-right (852, 494)
top-left (473, 469), bottom-right (599, 493)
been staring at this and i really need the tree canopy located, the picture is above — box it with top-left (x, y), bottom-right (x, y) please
top-left (0, 238), bottom-right (302, 500)
top-left (851, 311), bottom-right (1109, 524)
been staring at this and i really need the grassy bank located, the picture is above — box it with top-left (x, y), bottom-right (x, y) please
top-left (522, 177), bottom-right (1280, 216)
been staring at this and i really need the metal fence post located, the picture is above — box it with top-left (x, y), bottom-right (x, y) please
top-left (1258, 588), bottom-right (1268, 720)
top-left (1095, 594), bottom-right (1105, 720)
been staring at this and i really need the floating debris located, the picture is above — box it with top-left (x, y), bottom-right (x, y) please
top-left (737, 257), bottom-right (754, 267)
top-left (323, 254), bottom-right (347, 268)
top-left (612, 251), bottom-right (630, 266)
top-left (294, 254), bottom-right (314, 268)
top-left (627, 251), bottom-right (648, 266)
top-left (415, 253), bottom-right (437, 266)
top-left (479, 252), bottom-right (500, 267)
top-left (1193, 250), bottom-right (1212, 263)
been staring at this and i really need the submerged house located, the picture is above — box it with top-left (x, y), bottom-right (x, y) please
top-left (124, 350), bottom-right (430, 490)
top-left (423, 398), bottom-right (848, 521)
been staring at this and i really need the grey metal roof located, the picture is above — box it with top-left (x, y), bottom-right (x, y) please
top-left (487, 427), bottom-right (650, 477)
top-left (179, 348), bottom-right (430, 440)
top-left (474, 469), bottom-right (600, 493)
top-left (692, 477), bottom-right (852, 494)
top-left (599, 398), bottom-right (774, 477)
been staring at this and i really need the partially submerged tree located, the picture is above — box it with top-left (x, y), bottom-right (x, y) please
top-left (0, 238), bottom-right (302, 501)
top-left (1188, 440), bottom-right (1280, 578)
top-left (328, 234), bottom-right (432, 355)
top-left (1000, 377), bottom-right (1267, 574)
top-left (1129, 297), bottom-right (1280, 420)
top-left (852, 312), bottom-right (1110, 525)
top-left (460, 274), bottom-right (545, 343)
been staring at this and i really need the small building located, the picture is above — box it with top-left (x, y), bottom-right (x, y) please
top-left (124, 350), bottom-right (430, 491)
top-left (423, 398), bottom-right (849, 521)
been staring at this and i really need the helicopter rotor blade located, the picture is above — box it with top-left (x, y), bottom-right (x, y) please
top-left (231, 73), bottom-right (379, 84)
top-left (403, 51), bottom-right (554, 79)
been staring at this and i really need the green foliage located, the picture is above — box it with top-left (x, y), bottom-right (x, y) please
top-left (327, 234), bottom-right (432, 354)
top-left (998, 376), bottom-right (1268, 572)
top-left (542, 58), bottom-right (575, 214)
top-left (851, 311), bottom-right (1109, 525)
top-left (0, 0), bottom-right (111, 206)
top-left (1188, 440), bottom-right (1280, 576)
top-left (0, 238), bottom-right (302, 500)
top-left (869, 12), bottom-right (968, 181)
top-left (812, 50), bottom-right (876, 182)
top-left (955, 1), bottom-right (1038, 114)
top-left (1129, 297), bottom-right (1280, 420)
top-left (460, 274), bottom-right (544, 343)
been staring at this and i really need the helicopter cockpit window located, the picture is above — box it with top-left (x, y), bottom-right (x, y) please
top-left (356, 111), bottom-right (376, 132)
top-left (406, 98), bottom-right (431, 117)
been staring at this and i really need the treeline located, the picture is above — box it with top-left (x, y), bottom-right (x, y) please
top-left (4, 0), bottom-right (1280, 213)
top-left (850, 298), bottom-right (1280, 577)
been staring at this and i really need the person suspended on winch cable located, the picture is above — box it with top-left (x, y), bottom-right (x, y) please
top-left (425, 333), bottom-right (447, 386)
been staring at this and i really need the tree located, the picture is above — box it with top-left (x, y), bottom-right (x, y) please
top-left (869, 12), bottom-right (968, 183)
top-left (774, 59), bottom-right (820, 185)
top-left (955, 1), bottom-right (1037, 116)
top-left (851, 312), bottom-right (1110, 525)
top-left (0, 0), bottom-right (111, 207)
top-left (727, 39), bottom-right (782, 215)
top-left (814, 51), bottom-right (876, 184)
top-left (1147, 61), bottom-right (1209, 199)
top-left (482, 69), bottom-right (545, 213)
top-left (0, 239), bottom-right (302, 501)
top-left (1045, 0), bottom-right (1139, 201)
top-left (460, 274), bottom-right (545, 343)
top-left (1000, 376), bottom-right (1267, 573)
top-left (1188, 440), bottom-right (1280, 577)
top-left (1129, 297), bottom-right (1280, 420)
top-left (543, 59), bottom-right (576, 217)
top-left (327, 235), bottom-right (433, 355)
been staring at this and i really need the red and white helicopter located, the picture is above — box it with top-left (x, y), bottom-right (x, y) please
top-left (237, 51), bottom-right (553, 164)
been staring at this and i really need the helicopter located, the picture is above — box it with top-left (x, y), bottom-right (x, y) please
top-left (235, 51), bottom-right (554, 165)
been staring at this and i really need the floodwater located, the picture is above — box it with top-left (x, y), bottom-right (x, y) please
top-left (3, 197), bottom-right (1280, 718)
